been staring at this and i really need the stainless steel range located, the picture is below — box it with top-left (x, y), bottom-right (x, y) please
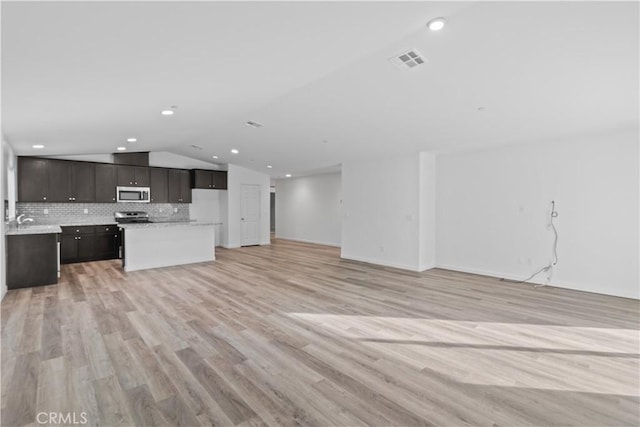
top-left (115, 211), bottom-right (153, 224)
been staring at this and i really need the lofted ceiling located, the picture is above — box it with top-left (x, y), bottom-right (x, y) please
top-left (2, 1), bottom-right (638, 178)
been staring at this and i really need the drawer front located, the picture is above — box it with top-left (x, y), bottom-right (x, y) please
top-left (61, 225), bottom-right (96, 235)
top-left (96, 224), bottom-right (117, 234)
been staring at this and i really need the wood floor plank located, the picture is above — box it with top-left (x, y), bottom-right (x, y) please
top-left (1, 238), bottom-right (638, 426)
top-left (92, 375), bottom-right (136, 426)
top-left (125, 384), bottom-right (172, 427)
top-left (2, 351), bottom-right (40, 427)
top-left (176, 346), bottom-right (258, 425)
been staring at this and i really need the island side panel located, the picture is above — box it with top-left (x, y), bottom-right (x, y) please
top-left (122, 225), bottom-right (215, 272)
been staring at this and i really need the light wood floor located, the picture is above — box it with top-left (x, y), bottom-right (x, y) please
top-left (2, 238), bottom-right (639, 426)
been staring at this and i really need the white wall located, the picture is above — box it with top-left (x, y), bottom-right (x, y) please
top-left (419, 152), bottom-right (437, 270)
top-left (275, 172), bottom-right (341, 247)
top-left (48, 151), bottom-right (222, 170)
top-left (48, 153), bottom-right (114, 163)
top-left (190, 189), bottom-right (224, 246)
top-left (436, 130), bottom-right (639, 299)
top-left (1, 137), bottom-right (18, 300)
top-left (225, 164), bottom-right (270, 248)
top-left (342, 154), bottom-right (422, 270)
top-left (149, 152), bottom-right (223, 170)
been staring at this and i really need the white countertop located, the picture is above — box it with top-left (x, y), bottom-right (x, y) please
top-left (6, 224), bottom-right (63, 235)
top-left (119, 220), bottom-right (218, 229)
top-left (5, 217), bottom-right (221, 234)
top-left (26, 216), bottom-right (117, 226)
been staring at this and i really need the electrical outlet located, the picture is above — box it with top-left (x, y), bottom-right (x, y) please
top-left (43, 208), bottom-right (48, 215)
top-left (84, 208), bottom-right (88, 214)
top-left (527, 257), bottom-right (534, 265)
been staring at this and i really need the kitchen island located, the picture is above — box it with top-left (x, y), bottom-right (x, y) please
top-left (6, 224), bottom-right (62, 289)
top-left (119, 221), bottom-right (215, 272)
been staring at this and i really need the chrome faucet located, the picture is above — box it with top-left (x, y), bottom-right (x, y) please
top-left (17, 214), bottom-right (34, 227)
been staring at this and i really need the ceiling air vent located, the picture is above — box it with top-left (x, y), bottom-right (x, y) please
top-left (190, 144), bottom-right (204, 150)
top-left (389, 49), bottom-right (427, 70)
top-left (245, 120), bottom-right (263, 128)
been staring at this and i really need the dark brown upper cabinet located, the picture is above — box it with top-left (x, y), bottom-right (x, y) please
top-left (117, 165), bottom-right (150, 187)
top-left (150, 168), bottom-right (168, 203)
top-left (95, 163), bottom-right (117, 203)
top-left (113, 152), bottom-right (149, 166)
top-left (46, 159), bottom-right (95, 203)
top-left (18, 157), bottom-right (49, 202)
top-left (168, 169), bottom-right (191, 203)
top-left (191, 169), bottom-right (227, 190)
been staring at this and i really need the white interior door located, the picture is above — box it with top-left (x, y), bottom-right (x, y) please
top-left (241, 184), bottom-right (261, 246)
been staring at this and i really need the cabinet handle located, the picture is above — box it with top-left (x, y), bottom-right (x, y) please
top-left (76, 229), bottom-right (80, 232)
top-left (134, 182), bottom-right (137, 185)
top-left (78, 237), bottom-right (81, 240)
top-left (105, 228), bottom-right (109, 231)
top-left (114, 234), bottom-right (118, 237)
top-left (43, 196), bottom-right (47, 200)
top-left (112, 197), bottom-right (115, 201)
top-left (69, 197), bottom-right (72, 201)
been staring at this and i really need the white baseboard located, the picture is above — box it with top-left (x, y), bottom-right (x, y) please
top-left (435, 263), bottom-right (639, 300)
top-left (275, 235), bottom-right (341, 248)
top-left (418, 262), bottom-right (437, 272)
top-left (340, 254), bottom-right (421, 272)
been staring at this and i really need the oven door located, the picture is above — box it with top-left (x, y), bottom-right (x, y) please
top-left (116, 186), bottom-right (150, 203)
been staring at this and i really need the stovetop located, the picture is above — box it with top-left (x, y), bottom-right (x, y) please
top-left (114, 211), bottom-right (151, 224)
top-left (115, 218), bottom-right (153, 224)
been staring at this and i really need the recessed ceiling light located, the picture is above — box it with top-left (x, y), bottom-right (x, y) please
top-left (427, 17), bottom-right (446, 31)
top-left (32, 144), bottom-right (45, 149)
top-left (127, 138), bottom-right (137, 142)
top-left (117, 146), bottom-right (127, 151)
top-left (267, 165), bottom-right (273, 169)
top-left (231, 149), bottom-right (239, 154)
top-left (161, 110), bottom-right (174, 116)
top-left (212, 155), bottom-right (219, 159)
top-left (285, 174), bottom-right (291, 178)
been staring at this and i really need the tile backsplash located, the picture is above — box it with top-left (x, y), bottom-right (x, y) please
top-left (16, 202), bottom-right (190, 222)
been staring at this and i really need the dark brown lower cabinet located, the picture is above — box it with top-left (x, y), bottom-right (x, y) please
top-left (94, 230), bottom-right (120, 260)
top-left (60, 225), bottom-right (120, 264)
top-left (7, 233), bottom-right (59, 289)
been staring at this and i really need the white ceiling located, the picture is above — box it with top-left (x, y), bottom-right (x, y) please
top-left (2, 1), bottom-right (638, 177)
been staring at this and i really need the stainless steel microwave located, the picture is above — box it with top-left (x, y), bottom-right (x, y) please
top-left (116, 186), bottom-right (150, 203)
